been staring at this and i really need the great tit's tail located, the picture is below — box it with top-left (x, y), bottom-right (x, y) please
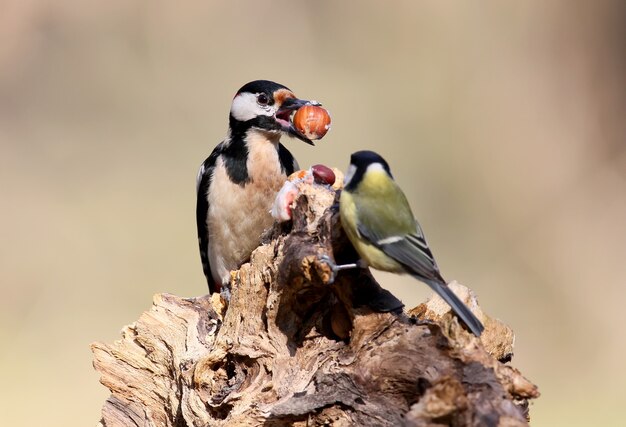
top-left (419, 277), bottom-right (484, 337)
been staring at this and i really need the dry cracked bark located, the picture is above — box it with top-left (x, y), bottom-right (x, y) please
top-left (91, 179), bottom-right (539, 426)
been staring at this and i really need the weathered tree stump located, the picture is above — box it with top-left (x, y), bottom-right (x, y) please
top-left (91, 180), bottom-right (539, 426)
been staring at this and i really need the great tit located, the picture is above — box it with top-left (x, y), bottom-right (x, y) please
top-left (338, 150), bottom-right (484, 336)
top-left (196, 80), bottom-right (319, 297)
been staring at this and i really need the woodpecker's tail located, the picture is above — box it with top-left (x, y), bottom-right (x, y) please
top-left (419, 277), bottom-right (484, 337)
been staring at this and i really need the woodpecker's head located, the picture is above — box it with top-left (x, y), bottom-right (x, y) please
top-left (229, 80), bottom-right (318, 145)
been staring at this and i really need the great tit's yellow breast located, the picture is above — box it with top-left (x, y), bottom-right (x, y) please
top-left (358, 170), bottom-right (393, 195)
top-left (340, 189), bottom-right (405, 273)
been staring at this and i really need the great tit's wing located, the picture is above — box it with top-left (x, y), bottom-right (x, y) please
top-left (356, 197), bottom-right (484, 336)
top-left (374, 227), bottom-right (443, 283)
top-left (196, 148), bottom-right (221, 293)
top-left (350, 179), bottom-right (441, 282)
top-left (352, 178), bottom-right (417, 242)
top-left (379, 226), bottom-right (485, 336)
top-left (378, 232), bottom-right (484, 336)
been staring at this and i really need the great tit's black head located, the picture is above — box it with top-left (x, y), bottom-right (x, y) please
top-left (344, 150), bottom-right (393, 191)
top-left (229, 80), bottom-right (318, 145)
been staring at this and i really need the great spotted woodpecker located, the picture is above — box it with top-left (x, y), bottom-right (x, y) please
top-left (196, 80), bottom-right (319, 297)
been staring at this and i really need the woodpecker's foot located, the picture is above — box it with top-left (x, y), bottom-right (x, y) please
top-left (318, 255), bottom-right (367, 284)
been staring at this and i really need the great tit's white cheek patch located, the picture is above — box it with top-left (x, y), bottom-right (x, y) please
top-left (344, 164), bottom-right (356, 186)
top-left (231, 92), bottom-right (273, 121)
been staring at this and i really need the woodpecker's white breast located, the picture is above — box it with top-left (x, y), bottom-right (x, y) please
top-left (206, 131), bottom-right (289, 286)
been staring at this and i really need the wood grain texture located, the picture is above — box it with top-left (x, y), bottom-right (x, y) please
top-left (92, 180), bottom-right (539, 426)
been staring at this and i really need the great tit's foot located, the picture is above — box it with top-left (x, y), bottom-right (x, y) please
top-left (318, 255), bottom-right (367, 284)
top-left (318, 255), bottom-right (337, 284)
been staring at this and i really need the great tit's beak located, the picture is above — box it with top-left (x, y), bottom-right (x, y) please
top-left (276, 98), bottom-right (322, 146)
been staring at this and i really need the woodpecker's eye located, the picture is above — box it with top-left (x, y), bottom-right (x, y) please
top-left (257, 93), bottom-right (269, 106)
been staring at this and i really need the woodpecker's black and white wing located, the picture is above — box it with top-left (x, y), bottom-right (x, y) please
top-left (196, 148), bottom-right (220, 293)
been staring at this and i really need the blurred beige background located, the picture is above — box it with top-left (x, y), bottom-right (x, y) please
top-left (1, 1), bottom-right (624, 425)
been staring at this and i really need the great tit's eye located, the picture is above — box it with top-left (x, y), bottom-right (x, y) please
top-left (257, 93), bottom-right (269, 106)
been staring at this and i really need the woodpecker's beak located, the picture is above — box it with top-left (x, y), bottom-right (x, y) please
top-left (276, 98), bottom-right (321, 146)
